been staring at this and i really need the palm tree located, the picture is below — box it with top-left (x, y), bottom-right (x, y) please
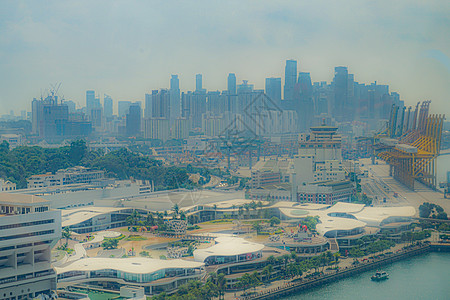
top-left (172, 203), bottom-right (180, 218)
top-left (244, 204), bottom-right (250, 219)
top-left (238, 206), bottom-right (244, 220)
top-left (266, 255), bottom-right (276, 266)
top-left (282, 254), bottom-right (290, 271)
top-left (290, 251), bottom-right (298, 262)
top-left (252, 222), bottom-right (262, 234)
top-left (61, 227), bottom-right (71, 247)
top-left (262, 266), bottom-right (270, 283)
top-left (257, 201), bottom-right (263, 218)
top-left (126, 210), bottom-right (141, 226)
top-left (333, 252), bottom-right (341, 270)
top-left (146, 213), bottom-right (155, 226)
top-left (217, 273), bottom-right (226, 299)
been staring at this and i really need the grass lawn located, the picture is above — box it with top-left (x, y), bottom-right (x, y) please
top-left (125, 235), bottom-right (147, 241)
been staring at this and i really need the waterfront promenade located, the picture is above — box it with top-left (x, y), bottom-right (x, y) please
top-left (229, 243), bottom-right (449, 300)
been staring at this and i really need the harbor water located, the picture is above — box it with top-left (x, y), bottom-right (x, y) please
top-left (281, 252), bottom-right (450, 300)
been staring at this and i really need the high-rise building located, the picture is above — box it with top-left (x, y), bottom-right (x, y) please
top-left (126, 103), bottom-right (142, 136)
top-left (333, 66), bottom-right (351, 122)
top-left (265, 77), bottom-right (282, 105)
top-left (86, 90), bottom-right (95, 113)
top-left (195, 74), bottom-right (203, 92)
top-left (144, 118), bottom-right (170, 142)
top-left (296, 72), bottom-right (314, 131)
top-left (190, 90), bottom-right (207, 128)
top-left (65, 100), bottom-right (77, 114)
top-left (32, 95), bottom-right (69, 139)
top-left (90, 107), bottom-right (103, 129)
top-left (206, 91), bottom-right (224, 115)
top-left (170, 75), bottom-right (181, 123)
top-left (227, 73), bottom-right (236, 95)
top-left (144, 92), bottom-right (154, 119)
top-left (171, 118), bottom-right (191, 139)
top-left (148, 90), bottom-right (170, 119)
top-left (284, 60), bottom-right (297, 101)
top-left (118, 101), bottom-right (132, 118)
top-left (104, 95), bottom-right (113, 118)
top-left (0, 193), bottom-right (61, 299)
top-left (227, 73), bottom-right (237, 113)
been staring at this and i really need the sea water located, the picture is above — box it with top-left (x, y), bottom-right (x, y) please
top-left (282, 252), bottom-right (450, 300)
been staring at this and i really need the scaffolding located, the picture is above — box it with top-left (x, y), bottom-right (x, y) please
top-left (375, 101), bottom-right (445, 190)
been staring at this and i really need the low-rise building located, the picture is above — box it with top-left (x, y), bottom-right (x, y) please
top-left (27, 166), bottom-right (105, 189)
top-left (297, 180), bottom-right (355, 205)
top-left (0, 178), bottom-right (16, 192)
top-left (193, 236), bottom-right (264, 266)
top-left (56, 257), bottom-right (205, 296)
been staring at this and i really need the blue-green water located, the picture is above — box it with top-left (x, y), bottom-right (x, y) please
top-left (282, 253), bottom-right (450, 300)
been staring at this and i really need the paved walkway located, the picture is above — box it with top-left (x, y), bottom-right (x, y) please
top-left (224, 241), bottom-right (417, 300)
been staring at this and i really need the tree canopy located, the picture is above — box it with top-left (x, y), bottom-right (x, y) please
top-left (0, 140), bottom-right (192, 190)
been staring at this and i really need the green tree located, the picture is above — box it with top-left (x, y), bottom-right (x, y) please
top-left (61, 227), bottom-right (71, 246)
top-left (126, 210), bottom-right (141, 226)
top-left (269, 216), bottom-right (281, 227)
top-left (69, 140), bottom-right (87, 164)
top-left (102, 238), bottom-right (119, 250)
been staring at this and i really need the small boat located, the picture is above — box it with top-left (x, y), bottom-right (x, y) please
top-left (371, 271), bottom-right (389, 281)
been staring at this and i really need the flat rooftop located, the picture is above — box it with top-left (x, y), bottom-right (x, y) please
top-left (0, 192), bottom-right (49, 205)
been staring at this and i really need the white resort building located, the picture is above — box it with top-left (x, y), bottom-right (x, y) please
top-left (0, 193), bottom-right (61, 300)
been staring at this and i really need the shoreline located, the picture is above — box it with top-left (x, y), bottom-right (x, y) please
top-left (240, 243), bottom-right (450, 300)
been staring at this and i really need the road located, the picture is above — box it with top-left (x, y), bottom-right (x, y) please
top-left (359, 158), bottom-right (450, 214)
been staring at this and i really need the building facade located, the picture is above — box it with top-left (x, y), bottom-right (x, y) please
top-left (0, 194), bottom-right (61, 300)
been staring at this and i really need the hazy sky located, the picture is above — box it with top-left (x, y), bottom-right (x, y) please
top-left (0, 0), bottom-right (449, 116)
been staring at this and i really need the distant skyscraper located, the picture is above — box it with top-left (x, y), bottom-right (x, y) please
top-left (227, 73), bottom-right (236, 95)
top-left (118, 101), bottom-right (132, 118)
top-left (104, 95), bottom-right (113, 118)
top-left (227, 73), bottom-right (237, 113)
top-left (265, 77), bottom-right (282, 105)
top-left (297, 72), bottom-right (314, 131)
top-left (170, 75), bottom-right (181, 123)
top-left (149, 89), bottom-right (170, 119)
top-left (86, 90), bottom-right (95, 114)
top-left (284, 60), bottom-right (297, 102)
top-left (144, 92), bottom-right (154, 119)
top-left (333, 66), bottom-right (350, 122)
top-left (65, 100), bottom-right (76, 114)
top-left (126, 103), bottom-right (141, 136)
top-left (196, 74), bottom-right (203, 92)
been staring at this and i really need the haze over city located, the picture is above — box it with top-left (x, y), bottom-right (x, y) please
top-left (0, 0), bottom-right (449, 115)
top-left (0, 1), bottom-right (450, 300)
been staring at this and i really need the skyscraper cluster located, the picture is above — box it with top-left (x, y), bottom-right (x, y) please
top-left (30, 60), bottom-right (402, 143)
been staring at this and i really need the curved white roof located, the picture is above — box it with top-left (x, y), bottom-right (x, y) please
top-left (316, 218), bottom-right (366, 236)
top-left (325, 202), bottom-right (365, 214)
top-left (277, 202), bottom-right (414, 236)
top-left (193, 236), bottom-right (264, 263)
top-left (56, 257), bottom-right (204, 275)
top-left (352, 206), bottom-right (415, 226)
top-left (61, 207), bottom-right (127, 227)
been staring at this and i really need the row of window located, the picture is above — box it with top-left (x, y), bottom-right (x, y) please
top-left (0, 230), bottom-right (55, 241)
top-left (0, 219), bottom-right (54, 231)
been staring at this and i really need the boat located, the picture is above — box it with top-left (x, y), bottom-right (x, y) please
top-left (371, 271), bottom-right (389, 281)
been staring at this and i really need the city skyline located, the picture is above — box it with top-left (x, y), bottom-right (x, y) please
top-left (0, 1), bottom-right (449, 116)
